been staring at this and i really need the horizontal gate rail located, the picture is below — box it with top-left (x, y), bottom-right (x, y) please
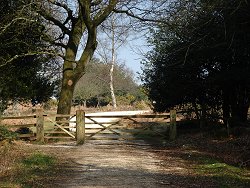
top-left (1, 109), bottom-right (177, 144)
top-left (84, 114), bottom-right (170, 119)
top-left (82, 111), bottom-right (175, 141)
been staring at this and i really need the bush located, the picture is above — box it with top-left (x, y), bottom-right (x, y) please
top-left (0, 126), bottom-right (18, 142)
top-left (43, 98), bottom-right (58, 110)
top-left (134, 100), bottom-right (150, 110)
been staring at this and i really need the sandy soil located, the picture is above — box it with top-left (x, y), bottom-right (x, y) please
top-left (3, 134), bottom-right (250, 188)
top-left (26, 139), bottom-right (211, 188)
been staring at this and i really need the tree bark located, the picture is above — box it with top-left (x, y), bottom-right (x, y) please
top-left (56, 22), bottom-right (98, 115)
top-left (110, 17), bottom-right (117, 108)
top-left (230, 85), bottom-right (249, 123)
top-left (57, 72), bottom-right (75, 115)
top-left (42, 0), bottom-right (118, 115)
top-left (222, 89), bottom-right (230, 123)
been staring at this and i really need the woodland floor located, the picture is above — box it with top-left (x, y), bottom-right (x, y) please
top-left (1, 132), bottom-right (250, 188)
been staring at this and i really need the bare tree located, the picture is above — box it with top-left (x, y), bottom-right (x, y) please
top-left (33, 0), bottom-right (171, 115)
top-left (96, 13), bottom-right (130, 109)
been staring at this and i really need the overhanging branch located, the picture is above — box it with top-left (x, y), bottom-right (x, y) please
top-left (38, 10), bottom-right (70, 35)
top-left (0, 17), bottom-right (36, 36)
top-left (93, 0), bottom-right (118, 26)
top-left (0, 51), bottom-right (63, 68)
top-left (48, 0), bottom-right (73, 19)
top-left (113, 8), bottom-right (170, 25)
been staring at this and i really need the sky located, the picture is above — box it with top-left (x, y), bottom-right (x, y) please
top-left (116, 36), bottom-right (150, 83)
top-left (94, 31), bottom-right (151, 84)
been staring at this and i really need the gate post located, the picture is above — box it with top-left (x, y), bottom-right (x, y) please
top-left (169, 110), bottom-right (177, 140)
top-left (76, 110), bottom-right (85, 145)
top-left (36, 109), bottom-right (44, 143)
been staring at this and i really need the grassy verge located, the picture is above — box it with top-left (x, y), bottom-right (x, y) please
top-left (190, 154), bottom-right (250, 187)
top-left (0, 145), bottom-right (57, 188)
top-left (131, 122), bottom-right (250, 187)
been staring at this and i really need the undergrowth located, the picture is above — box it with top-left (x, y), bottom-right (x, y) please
top-left (193, 155), bottom-right (250, 188)
top-left (0, 125), bottom-right (18, 142)
top-left (0, 148), bottom-right (57, 188)
top-left (18, 152), bottom-right (56, 188)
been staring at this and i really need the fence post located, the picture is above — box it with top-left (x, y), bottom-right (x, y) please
top-left (169, 110), bottom-right (177, 140)
top-left (76, 110), bottom-right (85, 145)
top-left (36, 108), bottom-right (44, 143)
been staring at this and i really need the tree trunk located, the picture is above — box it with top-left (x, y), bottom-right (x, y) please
top-left (53, 1), bottom-right (116, 115)
top-left (57, 74), bottom-right (75, 115)
top-left (222, 89), bottom-right (230, 123)
top-left (192, 101), bottom-right (200, 119)
top-left (200, 101), bottom-right (207, 130)
top-left (110, 61), bottom-right (117, 108)
top-left (109, 16), bottom-right (117, 109)
top-left (230, 85), bottom-right (249, 123)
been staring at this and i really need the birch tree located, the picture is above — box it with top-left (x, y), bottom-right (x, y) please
top-left (97, 14), bottom-right (130, 109)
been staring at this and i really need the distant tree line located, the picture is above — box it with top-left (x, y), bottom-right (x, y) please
top-left (142, 0), bottom-right (250, 126)
top-left (73, 58), bottom-right (147, 108)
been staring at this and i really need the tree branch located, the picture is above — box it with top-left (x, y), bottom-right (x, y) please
top-left (38, 10), bottom-right (70, 35)
top-left (91, 0), bottom-right (103, 6)
top-left (48, 0), bottom-right (74, 19)
top-left (78, 0), bottom-right (93, 29)
top-left (113, 8), bottom-right (170, 25)
top-left (0, 51), bottom-right (63, 68)
top-left (93, 0), bottom-right (118, 26)
top-left (0, 17), bottom-right (36, 36)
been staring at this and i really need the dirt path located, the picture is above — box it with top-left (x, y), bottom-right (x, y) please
top-left (33, 140), bottom-right (210, 188)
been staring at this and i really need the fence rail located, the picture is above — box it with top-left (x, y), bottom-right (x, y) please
top-left (0, 109), bottom-right (177, 145)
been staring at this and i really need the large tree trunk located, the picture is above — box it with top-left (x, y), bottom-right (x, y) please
top-left (56, 28), bottom-right (97, 115)
top-left (230, 85), bottom-right (249, 123)
top-left (57, 73), bottom-right (75, 115)
top-left (53, 1), bottom-right (117, 115)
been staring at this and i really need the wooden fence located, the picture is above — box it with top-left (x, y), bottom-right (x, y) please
top-left (0, 109), bottom-right (177, 145)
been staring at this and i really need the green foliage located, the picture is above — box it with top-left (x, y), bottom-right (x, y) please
top-left (0, 0), bottom-right (45, 65)
top-left (116, 94), bottom-right (135, 106)
top-left (0, 58), bottom-right (56, 101)
top-left (134, 100), bottom-right (150, 110)
top-left (22, 153), bottom-right (55, 169)
top-left (0, 126), bottom-right (18, 142)
top-left (194, 156), bottom-right (250, 187)
top-left (18, 152), bottom-right (56, 187)
top-left (141, 0), bottom-right (250, 122)
top-left (0, 0), bottom-right (57, 109)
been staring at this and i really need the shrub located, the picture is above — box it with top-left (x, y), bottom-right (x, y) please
top-left (0, 126), bottom-right (18, 142)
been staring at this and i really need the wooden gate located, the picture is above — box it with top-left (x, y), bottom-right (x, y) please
top-left (76, 110), bottom-right (177, 141)
top-left (0, 109), bottom-right (86, 145)
top-left (1, 109), bottom-right (177, 145)
top-left (42, 110), bottom-right (85, 145)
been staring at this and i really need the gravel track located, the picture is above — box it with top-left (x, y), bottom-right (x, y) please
top-left (37, 140), bottom-right (196, 188)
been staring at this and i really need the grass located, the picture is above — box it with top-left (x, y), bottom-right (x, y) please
top-left (22, 152), bottom-right (55, 168)
top-left (17, 152), bottom-right (56, 188)
top-left (0, 148), bottom-right (57, 188)
top-left (193, 155), bottom-right (250, 187)
top-left (132, 132), bottom-right (250, 187)
top-left (0, 125), bottom-right (18, 142)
